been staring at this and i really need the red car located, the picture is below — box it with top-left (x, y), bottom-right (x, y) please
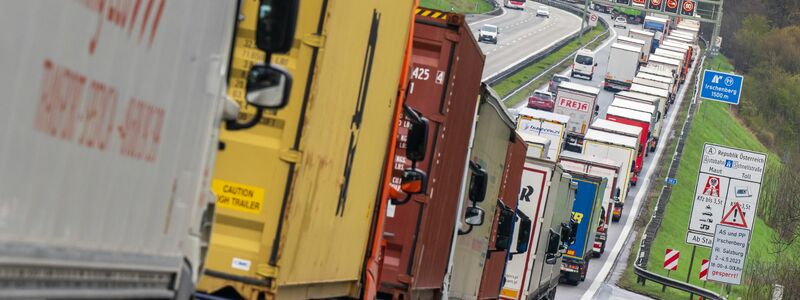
top-left (527, 90), bottom-right (555, 111)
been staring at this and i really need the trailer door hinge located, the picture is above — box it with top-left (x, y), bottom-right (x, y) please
top-left (279, 150), bottom-right (302, 163)
top-left (303, 33), bottom-right (326, 48)
top-left (256, 264), bottom-right (278, 278)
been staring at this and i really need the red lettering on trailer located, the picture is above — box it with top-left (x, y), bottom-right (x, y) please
top-left (76, 0), bottom-right (165, 54)
top-left (34, 59), bottom-right (165, 162)
top-left (559, 97), bottom-right (590, 112)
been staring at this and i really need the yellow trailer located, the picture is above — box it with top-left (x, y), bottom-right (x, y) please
top-left (196, 0), bottom-right (416, 299)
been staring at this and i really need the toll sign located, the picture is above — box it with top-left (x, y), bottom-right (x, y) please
top-left (212, 179), bottom-right (265, 214)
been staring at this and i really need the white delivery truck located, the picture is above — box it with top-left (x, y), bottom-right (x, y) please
top-left (629, 29), bottom-right (655, 57)
top-left (558, 152), bottom-right (621, 257)
top-left (637, 71), bottom-right (677, 100)
top-left (633, 76), bottom-right (673, 103)
top-left (0, 1), bottom-right (296, 298)
top-left (639, 65), bottom-right (679, 89)
top-left (655, 48), bottom-right (688, 81)
top-left (604, 43), bottom-right (641, 91)
top-left (630, 83), bottom-right (670, 113)
top-left (661, 40), bottom-right (694, 67)
top-left (617, 90), bottom-right (665, 134)
top-left (502, 156), bottom-right (575, 300)
top-left (572, 48), bottom-right (597, 80)
top-left (583, 129), bottom-right (638, 221)
top-left (616, 36), bottom-right (647, 65)
top-left (553, 82), bottom-right (601, 151)
top-left (648, 54), bottom-right (683, 83)
top-left (659, 43), bottom-right (692, 69)
top-left (671, 29), bottom-right (697, 44)
top-left (516, 108), bottom-right (570, 162)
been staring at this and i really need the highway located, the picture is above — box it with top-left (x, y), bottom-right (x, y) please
top-left (465, 2), bottom-right (582, 80)
top-left (509, 9), bottom-right (696, 300)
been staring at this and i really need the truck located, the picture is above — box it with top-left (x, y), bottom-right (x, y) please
top-left (604, 43), bottom-right (642, 91)
top-left (616, 36), bottom-right (647, 65)
top-left (661, 40), bottom-right (694, 67)
top-left (629, 28), bottom-right (655, 55)
top-left (633, 76), bottom-right (674, 103)
top-left (558, 152), bottom-right (622, 258)
top-left (643, 15), bottom-right (669, 45)
top-left (516, 108), bottom-right (570, 162)
top-left (629, 83), bottom-right (671, 113)
top-left (501, 156), bottom-right (576, 299)
top-left (611, 97), bottom-right (661, 145)
top-left (559, 172), bottom-right (606, 285)
top-left (477, 124), bottom-right (529, 299)
top-left (197, 1), bottom-right (419, 299)
top-left (605, 106), bottom-right (651, 175)
top-left (658, 43), bottom-right (692, 73)
top-left (582, 129), bottom-right (638, 222)
top-left (648, 54), bottom-right (683, 83)
top-left (446, 86), bottom-right (522, 299)
top-left (380, 8), bottom-right (486, 299)
top-left (655, 48), bottom-right (688, 82)
top-left (0, 0), bottom-right (302, 298)
top-left (517, 132), bottom-right (552, 160)
top-left (636, 70), bottom-right (677, 100)
top-left (616, 90), bottom-right (665, 134)
top-left (553, 81), bottom-right (600, 151)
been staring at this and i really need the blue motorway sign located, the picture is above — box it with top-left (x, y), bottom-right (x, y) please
top-left (700, 70), bottom-right (744, 105)
top-left (665, 177), bottom-right (678, 186)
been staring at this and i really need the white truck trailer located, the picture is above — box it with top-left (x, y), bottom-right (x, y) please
top-left (629, 29), bottom-right (655, 57)
top-left (582, 129), bottom-right (638, 222)
top-left (629, 83), bottom-right (671, 112)
top-left (604, 43), bottom-right (642, 91)
top-left (0, 1), bottom-right (291, 298)
top-left (638, 68), bottom-right (677, 97)
top-left (616, 36), bottom-right (647, 65)
top-left (553, 82), bottom-right (600, 151)
top-left (516, 108), bottom-right (570, 162)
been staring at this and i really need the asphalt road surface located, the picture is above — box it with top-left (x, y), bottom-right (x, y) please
top-left (510, 9), bottom-right (696, 300)
top-left (466, 2), bottom-right (582, 80)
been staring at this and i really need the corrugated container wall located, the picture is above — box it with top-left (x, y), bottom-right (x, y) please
top-left (478, 132), bottom-right (527, 299)
top-left (380, 9), bottom-right (485, 298)
top-left (198, 0), bottom-right (415, 298)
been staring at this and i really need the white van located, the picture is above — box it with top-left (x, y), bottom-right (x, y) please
top-left (572, 48), bottom-right (597, 80)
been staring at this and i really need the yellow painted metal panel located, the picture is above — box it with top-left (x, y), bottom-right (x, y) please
top-left (198, 0), bottom-right (415, 298)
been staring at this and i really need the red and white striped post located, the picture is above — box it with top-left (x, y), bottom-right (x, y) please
top-left (699, 259), bottom-right (709, 281)
top-left (663, 248), bottom-right (679, 292)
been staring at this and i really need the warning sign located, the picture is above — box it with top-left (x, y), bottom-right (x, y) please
top-left (212, 179), bottom-right (265, 214)
top-left (720, 202), bottom-right (748, 228)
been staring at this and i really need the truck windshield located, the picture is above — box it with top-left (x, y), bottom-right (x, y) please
top-left (482, 25), bottom-right (497, 33)
top-left (576, 55), bottom-right (593, 65)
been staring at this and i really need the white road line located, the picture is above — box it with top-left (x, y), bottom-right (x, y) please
top-left (467, 5), bottom-right (508, 26)
top-left (580, 54), bottom-right (700, 300)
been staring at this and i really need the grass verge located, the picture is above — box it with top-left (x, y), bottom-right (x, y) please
top-left (419, 0), bottom-right (494, 14)
top-left (618, 55), bottom-right (797, 299)
top-left (492, 23), bottom-right (608, 108)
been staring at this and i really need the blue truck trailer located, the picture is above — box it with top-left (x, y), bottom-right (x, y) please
top-left (559, 171), bottom-right (606, 285)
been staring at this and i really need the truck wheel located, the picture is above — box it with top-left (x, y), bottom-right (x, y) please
top-left (173, 261), bottom-right (194, 300)
top-left (580, 262), bottom-right (588, 282)
top-left (592, 251), bottom-right (601, 258)
top-left (547, 286), bottom-right (558, 299)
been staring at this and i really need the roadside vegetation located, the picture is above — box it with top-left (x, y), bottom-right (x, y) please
top-left (492, 23), bottom-right (608, 107)
top-left (419, 0), bottom-right (494, 14)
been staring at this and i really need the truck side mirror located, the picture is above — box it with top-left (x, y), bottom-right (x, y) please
top-left (245, 64), bottom-right (292, 109)
top-left (495, 206), bottom-right (515, 251)
top-left (515, 215), bottom-right (532, 253)
top-left (594, 104), bottom-right (600, 116)
top-left (404, 106), bottom-right (429, 162)
top-left (465, 206), bottom-right (485, 226)
top-left (545, 229), bottom-right (561, 264)
top-left (469, 161), bottom-right (488, 203)
top-left (615, 187), bottom-right (621, 198)
top-left (255, 0), bottom-right (299, 53)
top-left (390, 169), bottom-right (428, 205)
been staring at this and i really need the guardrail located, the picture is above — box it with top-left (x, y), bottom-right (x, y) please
top-left (631, 39), bottom-right (725, 300)
top-left (485, 0), bottom-right (603, 86)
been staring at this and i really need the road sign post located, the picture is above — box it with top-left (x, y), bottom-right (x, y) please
top-left (588, 13), bottom-right (599, 27)
top-left (700, 70), bottom-right (744, 105)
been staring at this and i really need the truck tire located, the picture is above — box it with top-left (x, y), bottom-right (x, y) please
top-left (173, 261), bottom-right (194, 300)
top-left (580, 262), bottom-right (588, 282)
top-left (547, 286), bottom-right (558, 299)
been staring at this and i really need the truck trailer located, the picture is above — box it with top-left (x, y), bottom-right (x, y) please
top-left (559, 172), bottom-right (606, 285)
top-left (616, 36), bottom-right (647, 65)
top-left (553, 82), bottom-right (601, 151)
top-left (380, 8), bottom-right (486, 299)
top-left (604, 43), bottom-right (642, 91)
top-left (629, 28), bottom-right (655, 56)
top-left (582, 129), bottom-right (638, 222)
top-left (516, 108), bottom-right (570, 162)
top-left (605, 106), bottom-right (651, 174)
top-left (197, 1), bottom-right (418, 299)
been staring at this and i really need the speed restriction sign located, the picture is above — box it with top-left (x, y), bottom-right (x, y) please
top-left (589, 14), bottom-right (599, 27)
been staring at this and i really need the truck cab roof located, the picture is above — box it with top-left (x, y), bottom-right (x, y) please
top-left (630, 84), bottom-right (670, 98)
top-left (517, 107), bottom-right (571, 124)
top-left (611, 98), bottom-right (657, 115)
top-left (611, 42), bottom-right (643, 53)
top-left (606, 106), bottom-right (653, 124)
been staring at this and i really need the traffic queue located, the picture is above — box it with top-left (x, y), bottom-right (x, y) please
top-left (0, 0), bottom-right (700, 299)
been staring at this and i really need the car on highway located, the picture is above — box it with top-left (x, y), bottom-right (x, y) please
top-left (527, 90), bottom-right (555, 111)
top-left (549, 74), bottom-right (571, 93)
top-left (536, 6), bottom-right (550, 18)
top-left (478, 24), bottom-right (499, 44)
top-left (613, 16), bottom-right (627, 29)
top-left (571, 48), bottom-right (597, 80)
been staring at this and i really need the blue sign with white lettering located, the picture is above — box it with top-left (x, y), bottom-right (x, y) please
top-left (665, 177), bottom-right (678, 186)
top-left (700, 70), bottom-right (744, 105)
